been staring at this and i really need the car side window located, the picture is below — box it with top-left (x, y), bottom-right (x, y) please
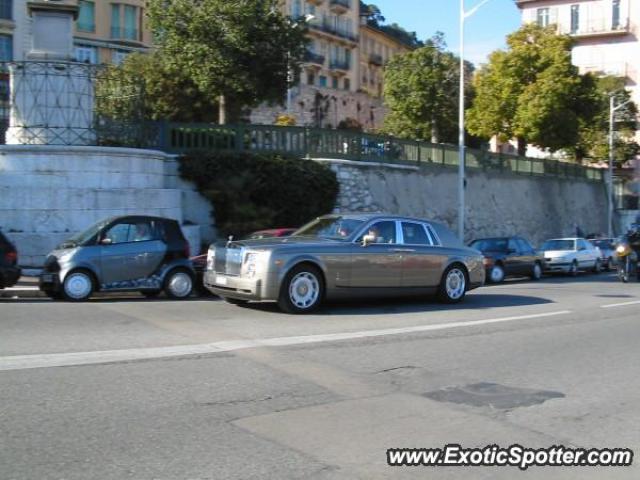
top-left (103, 222), bottom-right (155, 244)
top-left (516, 238), bottom-right (532, 252)
top-left (361, 221), bottom-right (397, 244)
top-left (401, 222), bottom-right (432, 245)
top-left (508, 238), bottom-right (519, 253)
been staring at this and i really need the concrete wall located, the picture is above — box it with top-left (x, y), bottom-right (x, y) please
top-left (320, 158), bottom-right (608, 246)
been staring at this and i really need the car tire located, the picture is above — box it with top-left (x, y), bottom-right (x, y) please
top-left (592, 258), bottom-right (602, 274)
top-left (141, 290), bottom-right (161, 299)
top-left (568, 260), bottom-right (578, 276)
top-left (278, 264), bottom-right (324, 314)
top-left (164, 268), bottom-right (194, 299)
top-left (488, 264), bottom-right (505, 284)
top-left (438, 264), bottom-right (468, 304)
top-left (223, 297), bottom-right (248, 306)
top-left (530, 262), bottom-right (543, 281)
top-left (62, 270), bottom-right (94, 302)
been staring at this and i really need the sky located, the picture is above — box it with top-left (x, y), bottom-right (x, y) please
top-left (370, 0), bottom-right (522, 66)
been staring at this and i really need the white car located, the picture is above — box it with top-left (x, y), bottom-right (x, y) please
top-left (541, 238), bottom-right (602, 275)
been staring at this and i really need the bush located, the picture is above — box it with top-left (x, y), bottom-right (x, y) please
top-left (179, 151), bottom-right (339, 238)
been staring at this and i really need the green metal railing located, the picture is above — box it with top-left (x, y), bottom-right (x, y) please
top-left (154, 123), bottom-right (605, 182)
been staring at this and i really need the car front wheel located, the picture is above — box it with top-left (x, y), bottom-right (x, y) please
top-left (278, 264), bottom-right (324, 314)
top-left (164, 269), bottom-right (194, 299)
top-left (530, 262), bottom-right (543, 280)
top-left (488, 264), bottom-right (505, 284)
top-left (568, 260), bottom-right (578, 276)
top-left (62, 270), bottom-right (94, 302)
top-left (438, 265), bottom-right (468, 304)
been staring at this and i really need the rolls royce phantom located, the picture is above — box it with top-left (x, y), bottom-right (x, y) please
top-left (204, 214), bottom-right (485, 313)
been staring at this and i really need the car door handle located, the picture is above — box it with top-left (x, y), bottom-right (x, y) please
top-left (392, 248), bottom-right (416, 253)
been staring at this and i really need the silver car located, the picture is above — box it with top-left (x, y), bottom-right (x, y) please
top-left (39, 216), bottom-right (195, 301)
top-left (204, 214), bottom-right (485, 313)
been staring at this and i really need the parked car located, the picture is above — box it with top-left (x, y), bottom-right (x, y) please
top-left (39, 216), bottom-right (195, 301)
top-left (246, 228), bottom-right (296, 240)
top-left (541, 238), bottom-right (602, 275)
top-left (591, 238), bottom-right (616, 271)
top-left (468, 236), bottom-right (544, 283)
top-left (0, 230), bottom-right (21, 290)
top-left (204, 214), bottom-right (485, 313)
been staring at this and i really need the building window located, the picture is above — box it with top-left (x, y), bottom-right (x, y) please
top-left (111, 4), bottom-right (140, 41)
top-left (124, 5), bottom-right (139, 40)
top-left (570, 5), bottom-right (580, 33)
top-left (332, 76), bottom-right (338, 89)
top-left (344, 78), bottom-right (350, 91)
top-left (111, 4), bottom-right (121, 38)
top-left (74, 44), bottom-right (97, 63)
top-left (0, 0), bottom-right (11, 20)
top-left (0, 34), bottom-right (11, 61)
top-left (612, 0), bottom-right (621, 29)
top-left (536, 8), bottom-right (550, 27)
top-left (77, 1), bottom-right (95, 32)
top-left (307, 71), bottom-right (315, 86)
top-left (112, 49), bottom-right (129, 65)
top-left (319, 75), bottom-right (327, 87)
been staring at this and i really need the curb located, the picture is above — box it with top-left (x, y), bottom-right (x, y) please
top-left (0, 288), bottom-right (45, 299)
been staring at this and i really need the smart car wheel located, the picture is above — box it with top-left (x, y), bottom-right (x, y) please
top-left (530, 262), bottom-right (543, 280)
top-left (278, 264), bottom-right (324, 314)
top-left (62, 270), bottom-right (94, 302)
top-left (438, 265), bottom-right (467, 304)
top-left (489, 264), bottom-right (505, 283)
top-left (164, 269), bottom-right (193, 299)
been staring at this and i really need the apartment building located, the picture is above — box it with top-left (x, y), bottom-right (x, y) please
top-left (251, 0), bottom-right (411, 130)
top-left (516, 0), bottom-right (638, 116)
top-left (0, 0), bottom-right (151, 64)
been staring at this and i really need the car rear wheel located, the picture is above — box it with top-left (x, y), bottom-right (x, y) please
top-left (278, 264), bottom-right (324, 314)
top-left (592, 258), bottom-right (602, 274)
top-left (488, 264), bottom-right (505, 283)
top-left (164, 269), bottom-right (193, 299)
top-left (568, 260), bottom-right (578, 276)
top-left (530, 262), bottom-right (543, 280)
top-left (62, 270), bottom-right (94, 302)
top-left (438, 265), bottom-right (468, 304)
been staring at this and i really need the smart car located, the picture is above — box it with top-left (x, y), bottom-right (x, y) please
top-left (39, 216), bottom-right (194, 301)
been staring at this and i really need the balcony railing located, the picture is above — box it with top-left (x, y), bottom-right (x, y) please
top-left (304, 51), bottom-right (326, 66)
top-left (330, 0), bottom-right (350, 13)
top-left (559, 18), bottom-right (630, 37)
top-left (330, 59), bottom-right (350, 71)
top-left (309, 21), bottom-right (358, 43)
top-left (110, 27), bottom-right (140, 42)
top-left (368, 53), bottom-right (383, 66)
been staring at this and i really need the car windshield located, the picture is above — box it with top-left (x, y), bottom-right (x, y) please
top-left (62, 219), bottom-right (110, 247)
top-left (292, 217), bottom-right (365, 240)
top-left (542, 240), bottom-right (575, 251)
top-left (593, 240), bottom-right (613, 249)
top-left (469, 238), bottom-right (507, 252)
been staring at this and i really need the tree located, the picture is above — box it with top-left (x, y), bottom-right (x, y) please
top-left (382, 34), bottom-right (472, 143)
top-left (360, 2), bottom-right (422, 48)
top-left (467, 23), bottom-right (596, 155)
top-left (146, 0), bottom-right (308, 124)
top-left (575, 76), bottom-right (638, 165)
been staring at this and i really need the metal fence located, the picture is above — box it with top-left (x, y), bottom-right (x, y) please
top-left (154, 123), bottom-right (605, 182)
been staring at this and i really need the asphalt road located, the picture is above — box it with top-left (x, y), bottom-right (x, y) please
top-left (1, 273), bottom-right (639, 479)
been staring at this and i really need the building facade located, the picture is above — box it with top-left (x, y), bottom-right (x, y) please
top-left (0, 0), bottom-right (152, 64)
top-left (251, 0), bottom-right (411, 130)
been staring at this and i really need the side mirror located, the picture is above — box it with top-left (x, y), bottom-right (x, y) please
top-left (100, 238), bottom-right (113, 245)
top-left (362, 234), bottom-right (376, 247)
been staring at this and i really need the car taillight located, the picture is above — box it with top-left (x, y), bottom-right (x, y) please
top-left (5, 251), bottom-right (17, 265)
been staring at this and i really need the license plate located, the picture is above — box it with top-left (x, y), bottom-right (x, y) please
top-left (41, 274), bottom-right (54, 282)
top-left (216, 276), bottom-right (228, 286)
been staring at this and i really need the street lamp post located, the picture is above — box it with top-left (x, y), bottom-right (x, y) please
top-left (458, 0), bottom-right (492, 240)
top-left (608, 94), bottom-right (633, 238)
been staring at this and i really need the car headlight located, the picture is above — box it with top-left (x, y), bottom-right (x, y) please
top-left (243, 252), bottom-right (267, 278)
top-left (206, 247), bottom-right (216, 270)
top-left (617, 244), bottom-right (630, 256)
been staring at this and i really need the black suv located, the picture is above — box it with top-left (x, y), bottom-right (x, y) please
top-left (0, 230), bottom-right (21, 289)
top-left (469, 236), bottom-right (545, 283)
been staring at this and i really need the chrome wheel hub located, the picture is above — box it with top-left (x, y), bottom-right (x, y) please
top-left (289, 272), bottom-right (319, 309)
top-left (64, 273), bottom-right (92, 300)
top-left (490, 266), bottom-right (504, 283)
top-left (446, 269), bottom-right (466, 300)
top-left (168, 272), bottom-right (192, 298)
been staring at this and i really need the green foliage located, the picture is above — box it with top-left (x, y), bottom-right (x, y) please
top-left (382, 34), bottom-right (471, 143)
top-left (179, 152), bottom-right (339, 237)
top-left (146, 0), bottom-right (308, 122)
top-left (360, 2), bottom-right (423, 48)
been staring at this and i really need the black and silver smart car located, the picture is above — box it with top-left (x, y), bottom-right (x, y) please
top-left (39, 216), bottom-right (194, 301)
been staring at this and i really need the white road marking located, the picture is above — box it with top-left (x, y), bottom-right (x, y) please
top-left (601, 300), bottom-right (640, 309)
top-left (0, 310), bottom-right (571, 372)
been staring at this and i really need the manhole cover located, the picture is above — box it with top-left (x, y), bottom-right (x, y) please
top-left (424, 382), bottom-right (564, 410)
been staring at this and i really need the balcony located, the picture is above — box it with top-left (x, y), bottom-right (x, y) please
top-left (559, 18), bottom-right (631, 38)
top-left (309, 21), bottom-right (358, 44)
top-left (304, 50), bottom-right (326, 66)
top-left (329, 59), bottom-right (350, 74)
top-left (368, 53), bottom-right (383, 66)
top-left (580, 62), bottom-right (636, 82)
top-left (330, 0), bottom-right (350, 14)
top-left (110, 27), bottom-right (140, 42)
top-left (307, 0), bottom-right (324, 5)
